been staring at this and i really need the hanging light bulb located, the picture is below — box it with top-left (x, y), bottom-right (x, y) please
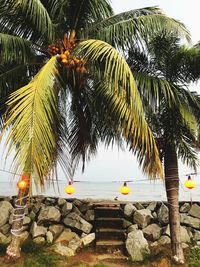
top-left (65, 181), bottom-right (75, 195)
top-left (17, 180), bottom-right (28, 190)
top-left (120, 182), bottom-right (131, 195)
top-left (184, 175), bottom-right (196, 189)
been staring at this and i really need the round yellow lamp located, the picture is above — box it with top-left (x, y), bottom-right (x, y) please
top-left (65, 182), bottom-right (75, 195)
top-left (120, 182), bottom-right (131, 195)
top-left (184, 176), bottom-right (196, 189)
top-left (17, 180), bottom-right (28, 190)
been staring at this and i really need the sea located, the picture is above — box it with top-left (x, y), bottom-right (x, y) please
top-left (0, 179), bottom-right (200, 202)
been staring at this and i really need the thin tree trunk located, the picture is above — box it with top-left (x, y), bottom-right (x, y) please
top-left (6, 174), bottom-right (30, 260)
top-left (164, 144), bottom-right (185, 264)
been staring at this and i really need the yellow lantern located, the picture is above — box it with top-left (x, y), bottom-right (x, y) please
top-left (184, 176), bottom-right (196, 189)
top-left (120, 182), bottom-right (131, 195)
top-left (65, 182), bottom-right (75, 195)
top-left (17, 180), bottom-right (28, 190)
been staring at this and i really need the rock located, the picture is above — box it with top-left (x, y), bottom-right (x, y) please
top-left (124, 204), bottom-right (137, 219)
top-left (81, 233), bottom-right (95, 246)
top-left (180, 203), bottom-right (190, 213)
top-left (146, 202), bottom-right (157, 212)
top-left (152, 212), bottom-right (157, 220)
top-left (73, 199), bottom-right (83, 206)
top-left (126, 230), bottom-right (150, 262)
top-left (61, 202), bottom-right (73, 216)
top-left (142, 224), bottom-right (161, 241)
top-left (134, 203), bottom-right (144, 210)
top-left (0, 224), bottom-right (10, 235)
top-left (158, 235), bottom-right (171, 244)
top-left (164, 224), bottom-right (190, 243)
top-left (57, 198), bottom-right (66, 206)
top-left (79, 204), bottom-right (93, 213)
top-left (23, 216), bottom-right (31, 225)
top-left (0, 201), bottom-right (13, 227)
top-left (189, 204), bottom-right (200, 219)
top-left (182, 243), bottom-right (189, 249)
top-left (180, 214), bottom-right (200, 229)
top-left (150, 241), bottom-right (159, 247)
top-left (45, 197), bottom-right (56, 205)
top-left (63, 212), bottom-right (93, 234)
top-left (53, 243), bottom-right (75, 257)
top-left (127, 224), bottom-right (138, 233)
top-left (72, 205), bottom-right (82, 216)
top-left (46, 231), bottom-right (54, 243)
top-left (157, 203), bottom-right (169, 224)
top-left (32, 203), bottom-right (42, 214)
top-left (122, 219), bottom-right (132, 229)
top-left (55, 229), bottom-right (82, 252)
top-left (31, 222), bottom-right (47, 238)
top-left (55, 229), bottom-right (78, 244)
top-left (49, 224), bottom-right (65, 239)
top-left (33, 237), bottom-right (45, 244)
top-left (133, 209), bottom-right (153, 229)
top-left (29, 211), bottom-right (36, 221)
top-left (193, 230), bottom-right (200, 241)
top-left (0, 232), bottom-right (10, 244)
top-left (37, 206), bottom-right (61, 224)
top-left (84, 210), bottom-right (95, 221)
top-left (19, 231), bottom-right (29, 243)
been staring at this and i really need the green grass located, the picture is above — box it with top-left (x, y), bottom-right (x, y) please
top-left (188, 247), bottom-right (200, 267)
top-left (0, 244), bottom-right (7, 256)
top-left (21, 240), bottom-right (64, 267)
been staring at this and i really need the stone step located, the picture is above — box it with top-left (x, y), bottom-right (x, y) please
top-left (94, 207), bottom-right (123, 218)
top-left (96, 228), bottom-right (126, 241)
top-left (95, 217), bottom-right (123, 228)
top-left (96, 240), bottom-right (125, 252)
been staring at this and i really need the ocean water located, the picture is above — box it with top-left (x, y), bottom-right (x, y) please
top-left (0, 180), bottom-right (200, 202)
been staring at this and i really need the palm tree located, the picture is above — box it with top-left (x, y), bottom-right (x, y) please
top-left (0, 0), bottom-right (189, 260)
top-left (127, 32), bottom-right (200, 264)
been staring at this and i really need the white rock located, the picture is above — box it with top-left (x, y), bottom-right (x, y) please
top-left (81, 233), bottom-right (95, 246)
top-left (126, 230), bottom-right (150, 262)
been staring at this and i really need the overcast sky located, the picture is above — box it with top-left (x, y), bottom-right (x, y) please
top-left (0, 1), bottom-right (199, 183)
top-left (75, 0), bottom-right (200, 182)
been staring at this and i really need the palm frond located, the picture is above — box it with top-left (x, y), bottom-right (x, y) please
top-left (84, 8), bottom-right (190, 48)
top-left (0, 0), bottom-right (54, 43)
top-left (0, 33), bottom-right (32, 64)
top-left (2, 57), bottom-right (71, 188)
top-left (93, 81), bottom-right (163, 178)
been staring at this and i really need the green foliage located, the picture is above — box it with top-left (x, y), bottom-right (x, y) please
top-left (0, 243), bottom-right (7, 255)
top-left (188, 247), bottom-right (200, 267)
top-left (21, 240), bottom-right (64, 267)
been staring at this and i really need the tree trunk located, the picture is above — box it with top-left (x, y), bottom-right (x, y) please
top-left (164, 144), bottom-right (185, 264)
top-left (6, 174), bottom-right (30, 260)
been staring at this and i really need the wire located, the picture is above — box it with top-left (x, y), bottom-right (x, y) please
top-left (11, 194), bottom-right (28, 237)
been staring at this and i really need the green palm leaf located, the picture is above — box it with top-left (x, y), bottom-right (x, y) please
top-left (2, 57), bottom-right (71, 187)
top-left (0, 0), bottom-right (54, 43)
top-left (0, 33), bottom-right (32, 64)
top-left (85, 8), bottom-right (190, 48)
top-left (75, 40), bottom-right (163, 177)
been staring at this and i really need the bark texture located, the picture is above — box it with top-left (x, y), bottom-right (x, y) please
top-left (164, 144), bottom-right (185, 264)
top-left (6, 176), bottom-right (30, 260)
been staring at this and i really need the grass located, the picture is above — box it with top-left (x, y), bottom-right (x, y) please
top-left (21, 240), bottom-right (65, 267)
top-left (188, 247), bottom-right (200, 267)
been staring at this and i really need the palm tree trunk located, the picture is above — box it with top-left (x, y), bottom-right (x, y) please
top-left (164, 144), bottom-right (185, 264)
top-left (6, 174), bottom-right (30, 260)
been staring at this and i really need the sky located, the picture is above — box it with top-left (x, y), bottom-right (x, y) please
top-left (0, 1), bottom-right (199, 184)
top-left (74, 0), bottom-right (200, 182)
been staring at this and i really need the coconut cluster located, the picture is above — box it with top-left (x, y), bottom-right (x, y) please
top-left (48, 44), bottom-right (87, 74)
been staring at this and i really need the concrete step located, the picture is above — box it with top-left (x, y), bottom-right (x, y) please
top-left (94, 206), bottom-right (123, 218)
top-left (96, 240), bottom-right (125, 252)
top-left (95, 217), bottom-right (123, 228)
top-left (96, 228), bottom-right (126, 241)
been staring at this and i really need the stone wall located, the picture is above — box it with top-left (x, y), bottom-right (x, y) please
top-left (0, 196), bottom-right (200, 260)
